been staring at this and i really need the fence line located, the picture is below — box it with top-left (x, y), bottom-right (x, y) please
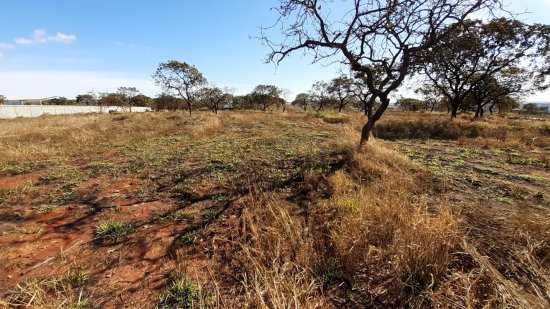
top-left (0, 105), bottom-right (151, 119)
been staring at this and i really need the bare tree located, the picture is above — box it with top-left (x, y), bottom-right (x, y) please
top-left (152, 60), bottom-right (207, 115)
top-left (263, 0), bottom-right (502, 145)
top-left (280, 88), bottom-right (291, 112)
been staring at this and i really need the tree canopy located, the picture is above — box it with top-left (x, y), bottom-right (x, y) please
top-left (417, 18), bottom-right (549, 118)
top-left (152, 60), bottom-right (207, 115)
top-left (263, 0), bottom-right (504, 145)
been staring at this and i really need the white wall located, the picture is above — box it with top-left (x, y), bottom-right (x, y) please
top-left (0, 105), bottom-right (151, 119)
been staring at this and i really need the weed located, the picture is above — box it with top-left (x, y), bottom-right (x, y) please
top-left (18, 226), bottom-right (44, 234)
top-left (157, 272), bottom-right (215, 309)
top-left (496, 197), bottom-right (514, 204)
top-left (517, 173), bottom-right (545, 183)
top-left (507, 154), bottom-right (546, 167)
top-left (0, 277), bottom-right (89, 308)
top-left (505, 186), bottom-right (531, 200)
top-left (35, 205), bottom-right (54, 214)
top-left (533, 191), bottom-right (545, 199)
top-left (173, 210), bottom-right (196, 222)
top-left (200, 209), bottom-right (217, 220)
top-left (94, 220), bottom-right (135, 242)
top-left (181, 231), bottom-right (200, 245)
top-left (62, 269), bottom-right (88, 288)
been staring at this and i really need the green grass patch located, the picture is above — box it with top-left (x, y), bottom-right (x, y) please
top-left (157, 272), bottom-right (215, 309)
top-left (507, 155), bottom-right (547, 167)
top-left (94, 220), bottom-right (135, 242)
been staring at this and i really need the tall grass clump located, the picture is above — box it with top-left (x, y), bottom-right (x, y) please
top-left (369, 112), bottom-right (550, 148)
top-left (0, 276), bottom-right (89, 308)
top-left (227, 137), bottom-right (461, 306)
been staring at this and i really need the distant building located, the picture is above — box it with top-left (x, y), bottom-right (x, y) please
top-left (3, 97), bottom-right (59, 105)
top-left (522, 102), bottom-right (550, 113)
top-left (535, 103), bottom-right (550, 112)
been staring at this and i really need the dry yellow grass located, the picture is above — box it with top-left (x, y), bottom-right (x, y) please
top-left (1, 110), bottom-right (548, 307)
top-left (0, 112), bottom-right (225, 170)
top-left (222, 135), bottom-right (462, 307)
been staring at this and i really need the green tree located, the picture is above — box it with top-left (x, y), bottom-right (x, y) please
top-left (396, 98), bottom-right (425, 112)
top-left (327, 75), bottom-right (354, 112)
top-left (232, 94), bottom-right (254, 110)
top-left (250, 85), bottom-right (282, 112)
top-left (152, 60), bottom-right (207, 115)
top-left (117, 86), bottom-right (140, 112)
top-left (0, 95), bottom-right (5, 105)
top-left (197, 86), bottom-right (231, 114)
top-left (75, 93), bottom-right (97, 106)
top-left (292, 93), bottom-right (310, 111)
top-left (308, 81), bottom-right (332, 112)
top-left (490, 95), bottom-right (519, 114)
top-left (263, 0), bottom-right (503, 145)
top-left (43, 97), bottom-right (74, 105)
top-left (98, 92), bottom-right (125, 109)
top-left (417, 18), bottom-right (547, 118)
top-left (415, 86), bottom-right (448, 112)
top-left (153, 94), bottom-right (184, 111)
top-left (131, 94), bottom-right (153, 108)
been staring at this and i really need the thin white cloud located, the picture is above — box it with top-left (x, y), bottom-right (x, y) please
top-left (48, 32), bottom-right (76, 44)
top-left (15, 28), bottom-right (76, 45)
top-left (14, 38), bottom-right (33, 45)
top-left (0, 42), bottom-right (14, 49)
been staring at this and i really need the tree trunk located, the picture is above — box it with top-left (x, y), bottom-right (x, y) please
top-left (474, 102), bottom-right (483, 118)
top-left (364, 97), bottom-right (375, 118)
top-left (451, 101), bottom-right (459, 118)
top-left (360, 118), bottom-right (376, 145)
top-left (187, 103), bottom-right (192, 116)
top-left (359, 96), bottom-right (389, 146)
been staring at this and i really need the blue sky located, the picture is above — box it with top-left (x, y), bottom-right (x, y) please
top-left (0, 0), bottom-right (549, 101)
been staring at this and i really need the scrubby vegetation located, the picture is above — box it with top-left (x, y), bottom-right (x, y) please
top-left (0, 110), bottom-right (548, 307)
